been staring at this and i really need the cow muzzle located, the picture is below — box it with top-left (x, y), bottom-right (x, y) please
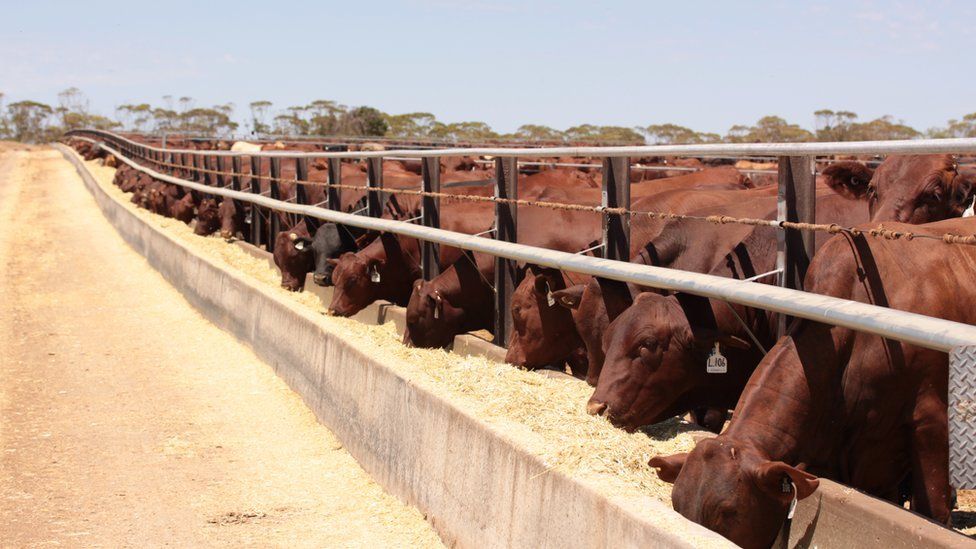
top-left (586, 400), bottom-right (608, 416)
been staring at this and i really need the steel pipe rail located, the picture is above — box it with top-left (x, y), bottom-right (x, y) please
top-left (78, 136), bottom-right (976, 353)
top-left (69, 129), bottom-right (976, 159)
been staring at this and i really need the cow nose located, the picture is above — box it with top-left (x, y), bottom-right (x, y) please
top-left (587, 400), bottom-right (608, 416)
top-left (220, 230), bottom-right (233, 241)
top-left (312, 273), bottom-right (328, 286)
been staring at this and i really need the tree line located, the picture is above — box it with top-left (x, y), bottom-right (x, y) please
top-left (3, 87), bottom-right (975, 145)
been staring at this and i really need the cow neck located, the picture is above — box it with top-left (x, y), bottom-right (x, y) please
top-left (722, 323), bottom-right (843, 468)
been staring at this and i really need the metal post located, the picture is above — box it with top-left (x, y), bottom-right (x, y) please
top-left (949, 345), bottom-right (976, 489)
top-left (493, 156), bottom-right (519, 346)
top-left (193, 154), bottom-right (202, 182)
top-left (231, 156), bottom-right (242, 191)
top-left (250, 156), bottom-right (264, 247)
top-left (776, 155), bottom-right (817, 336)
top-left (216, 156), bottom-right (228, 188)
top-left (202, 155), bottom-right (213, 187)
top-left (295, 157), bottom-right (314, 231)
top-left (366, 157), bottom-right (384, 217)
top-left (421, 156), bottom-right (441, 280)
top-left (602, 156), bottom-right (631, 261)
top-left (268, 157), bottom-right (282, 251)
top-left (327, 158), bottom-right (342, 212)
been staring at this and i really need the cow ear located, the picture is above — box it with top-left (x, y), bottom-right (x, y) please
top-left (326, 258), bottom-right (341, 267)
top-left (821, 161), bottom-right (874, 200)
top-left (648, 453), bottom-right (688, 484)
top-left (951, 172), bottom-right (976, 213)
top-left (753, 461), bottom-right (819, 501)
top-left (533, 273), bottom-right (554, 296)
top-left (552, 285), bottom-right (585, 310)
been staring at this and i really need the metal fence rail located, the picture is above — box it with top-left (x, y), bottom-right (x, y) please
top-left (67, 129), bottom-right (976, 488)
top-left (70, 129), bottom-right (976, 158)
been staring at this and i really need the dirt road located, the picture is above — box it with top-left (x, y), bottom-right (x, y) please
top-left (0, 147), bottom-right (443, 547)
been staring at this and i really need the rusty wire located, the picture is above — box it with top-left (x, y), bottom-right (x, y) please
top-left (124, 154), bottom-right (976, 247)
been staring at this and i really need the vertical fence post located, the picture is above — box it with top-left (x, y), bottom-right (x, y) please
top-left (193, 153), bottom-right (202, 182)
top-left (203, 155), bottom-right (214, 187)
top-left (268, 157), bottom-right (282, 251)
top-left (950, 345), bottom-right (976, 490)
top-left (216, 156), bottom-right (227, 188)
top-left (776, 155), bottom-right (817, 337)
top-left (327, 158), bottom-right (342, 211)
top-left (366, 157), bottom-right (384, 217)
top-left (421, 157), bottom-right (441, 280)
top-left (231, 156), bottom-right (242, 191)
top-left (295, 157), bottom-right (314, 231)
top-left (493, 156), bottom-right (519, 346)
top-left (602, 156), bottom-right (631, 260)
top-left (250, 156), bottom-right (264, 247)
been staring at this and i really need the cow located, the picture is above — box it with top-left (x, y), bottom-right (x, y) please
top-left (648, 215), bottom-right (976, 548)
top-left (403, 252), bottom-right (496, 348)
top-left (230, 141), bottom-right (263, 153)
top-left (586, 156), bottom-right (974, 434)
top-left (194, 197), bottom-right (222, 236)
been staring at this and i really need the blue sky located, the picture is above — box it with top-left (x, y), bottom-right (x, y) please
top-left (2, 0), bottom-right (973, 134)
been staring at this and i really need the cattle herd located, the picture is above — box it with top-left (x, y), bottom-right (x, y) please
top-left (67, 134), bottom-right (976, 547)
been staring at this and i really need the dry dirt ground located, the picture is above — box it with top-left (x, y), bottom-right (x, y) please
top-left (0, 147), bottom-right (443, 547)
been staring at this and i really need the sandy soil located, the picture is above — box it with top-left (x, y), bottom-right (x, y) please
top-left (0, 147), bottom-right (443, 548)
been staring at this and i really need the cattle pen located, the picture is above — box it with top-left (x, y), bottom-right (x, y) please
top-left (62, 130), bottom-right (976, 547)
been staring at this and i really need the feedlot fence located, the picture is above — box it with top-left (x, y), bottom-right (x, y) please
top-left (66, 128), bottom-right (976, 488)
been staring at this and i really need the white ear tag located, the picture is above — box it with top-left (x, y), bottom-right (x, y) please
top-left (706, 342), bottom-right (728, 374)
top-left (370, 265), bottom-right (381, 283)
top-left (546, 281), bottom-right (555, 307)
top-left (294, 241), bottom-right (304, 250)
top-left (433, 305), bottom-right (440, 319)
top-left (786, 480), bottom-right (798, 519)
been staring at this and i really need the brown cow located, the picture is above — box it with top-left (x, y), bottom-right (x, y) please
top-left (649, 215), bottom-right (976, 547)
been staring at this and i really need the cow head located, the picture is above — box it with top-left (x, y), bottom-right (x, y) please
top-left (218, 198), bottom-right (246, 241)
top-left (171, 193), bottom-right (196, 224)
top-left (193, 198), bottom-right (221, 236)
top-left (505, 266), bottom-right (584, 367)
top-left (586, 293), bottom-right (749, 431)
top-left (147, 186), bottom-right (166, 214)
top-left (328, 251), bottom-right (383, 316)
top-left (824, 155), bottom-right (974, 223)
top-left (649, 439), bottom-right (819, 549)
top-left (309, 223), bottom-right (358, 286)
top-left (403, 280), bottom-right (457, 348)
top-left (273, 228), bottom-right (314, 291)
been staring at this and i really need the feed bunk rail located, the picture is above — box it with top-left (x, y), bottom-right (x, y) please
top-left (68, 129), bottom-right (976, 488)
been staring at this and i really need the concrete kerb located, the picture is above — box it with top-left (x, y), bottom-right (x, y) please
top-left (57, 145), bottom-right (734, 548)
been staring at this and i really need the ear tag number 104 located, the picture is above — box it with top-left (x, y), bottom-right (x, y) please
top-left (706, 342), bottom-right (727, 374)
